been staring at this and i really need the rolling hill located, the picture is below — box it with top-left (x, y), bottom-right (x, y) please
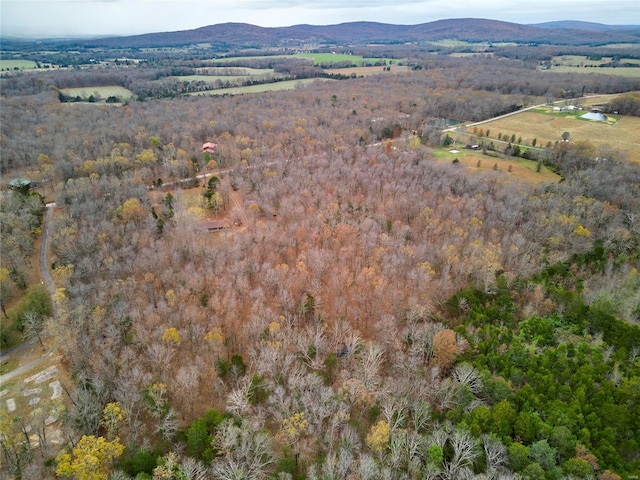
top-left (65, 18), bottom-right (640, 49)
top-left (530, 20), bottom-right (640, 32)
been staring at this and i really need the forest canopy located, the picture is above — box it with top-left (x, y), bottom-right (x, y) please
top-left (1, 40), bottom-right (639, 480)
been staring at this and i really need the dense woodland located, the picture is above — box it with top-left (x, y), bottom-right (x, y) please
top-left (1, 41), bottom-right (640, 480)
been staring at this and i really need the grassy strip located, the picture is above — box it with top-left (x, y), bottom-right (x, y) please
top-left (186, 78), bottom-right (335, 96)
top-left (0, 59), bottom-right (37, 70)
top-left (542, 66), bottom-right (640, 77)
top-left (59, 85), bottom-right (134, 100)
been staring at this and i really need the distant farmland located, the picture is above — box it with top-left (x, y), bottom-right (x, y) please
top-left (294, 53), bottom-right (397, 66)
top-left (543, 55), bottom-right (640, 77)
top-left (58, 86), bottom-right (134, 101)
top-left (195, 67), bottom-right (275, 76)
top-left (432, 145), bottom-right (560, 184)
top-left (210, 54), bottom-right (397, 67)
top-left (325, 65), bottom-right (412, 76)
top-left (1, 59), bottom-right (37, 71)
top-left (187, 78), bottom-right (334, 96)
top-left (543, 66), bottom-right (640, 77)
top-left (471, 111), bottom-right (640, 164)
top-left (178, 69), bottom-right (281, 84)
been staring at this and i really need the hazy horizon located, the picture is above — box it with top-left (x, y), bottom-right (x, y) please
top-left (1, 0), bottom-right (638, 39)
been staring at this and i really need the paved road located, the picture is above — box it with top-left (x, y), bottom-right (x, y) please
top-left (0, 348), bottom-right (59, 384)
top-left (0, 203), bottom-right (57, 384)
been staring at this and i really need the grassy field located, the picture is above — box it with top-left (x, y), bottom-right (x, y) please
top-left (450, 52), bottom-right (489, 58)
top-left (530, 106), bottom-right (619, 125)
top-left (548, 55), bottom-right (640, 66)
top-left (205, 54), bottom-right (396, 67)
top-left (544, 66), bottom-right (640, 77)
top-left (178, 74), bottom-right (279, 84)
top-left (0, 59), bottom-right (38, 71)
top-left (59, 85), bottom-right (134, 100)
top-left (206, 55), bottom-right (291, 63)
top-left (194, 67), bottom-right (275, 76)
top-left (325, 65), bottom-right (412, 76)
top-left (551, 55), bottom-right (607, 66)
top-left (187, 78), bottom-right (335, 96)
top-left (470, 110), bottom-right (640, 164)
top-left (433, 147), bottom-right (560, 184)
top-left (427, 40), bottom-right (518, 49)
top-left (293, 53), bottom-right (396, 65)
top-left (602, 43), bottom-right (640, 48)
top-left (544, 55), bottom-right (640, 77)
top-left (429, 39), bottom-right (483, 48)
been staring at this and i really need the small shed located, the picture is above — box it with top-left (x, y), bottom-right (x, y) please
top-left (202, 142), bottom-right (217, 154)
top-left (201, 220), bottom-right (228, 232)
top-left (9, 178), bottom-right (38, 191)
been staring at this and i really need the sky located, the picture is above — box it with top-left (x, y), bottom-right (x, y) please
top-left (1, 0), bottom-right (638, 39)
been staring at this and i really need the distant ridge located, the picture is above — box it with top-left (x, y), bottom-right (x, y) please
top-left (529, 20), bottom-right (640, 32)
top-left (3, 18), bottom-right (639, 49)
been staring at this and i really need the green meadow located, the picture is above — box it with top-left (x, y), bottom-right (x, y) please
top-left (1, 59), bottom-right (38, 71)
top-left (293, 53), bottom-right (396, 65)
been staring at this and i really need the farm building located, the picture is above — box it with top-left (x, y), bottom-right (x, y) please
top-left (201, 220), bottom-right (228, 232)
top-left (202, 142), bottom-right (217, 154)
top-left (8, 178), bottom-right (39, 191)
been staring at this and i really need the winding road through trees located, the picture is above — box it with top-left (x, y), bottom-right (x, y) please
top-left (0, 203), bottom-right (57, 384)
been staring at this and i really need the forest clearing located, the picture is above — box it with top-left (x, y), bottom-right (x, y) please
top-left (325, 65), bottom-right (413, 76)
top-left (433, 148), bottom-right (560, 183)
top-left (542, 66), bottom-right (640, 77)
top-left (57, 85), bottom-right (135, 101)
top-left (186, 77), bottom-right (335, 95)
top-left (0, 59), bottom-right (38, 71)
top-left (543, 55), bottom-right (640, 77)
top-left (474, 111), bottom-right (640, 163)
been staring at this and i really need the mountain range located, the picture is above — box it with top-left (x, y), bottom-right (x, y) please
top-left (3, 18), bottom-right (639, 50)
top-left (79, 18), bottom-right (640, 49)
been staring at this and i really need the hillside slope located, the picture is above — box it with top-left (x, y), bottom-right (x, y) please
top-left (70, 18), bottom-right (640, 49)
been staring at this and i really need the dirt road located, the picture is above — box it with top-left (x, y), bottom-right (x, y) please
top-left (0, 203), bottom-right (57, 384)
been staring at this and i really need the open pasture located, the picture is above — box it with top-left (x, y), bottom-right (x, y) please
top-left (430, 39), bottom-right (481, 47)
top-left (544, 55), bottom-right (640, 77)
top-left (194, 67), bottom-right (275, 76)
top-left (325, 65), bottom-right (412, 76)
top-left (177, 74), bottom-right (279, 84)
top-left (59, 85), bottom-right (134, 100)
top-left (433, 148), bottom-right (559, 184)
top-left (1, 59), bottom-right (37, 71)
top-left (478, 111), bottom-right (640, 163)
top-left (187, 78), bottom-right (334, 96)
top-left (201, 54), bottom-right (400, 71)
top-left (294, 53), bottom-right (394, 66)
top-left (544, 65), bottom-right (640, 77)
top-left (551, 55), bottom-right (609, 66)
top-left (206, 55), bottom-right (291, 63)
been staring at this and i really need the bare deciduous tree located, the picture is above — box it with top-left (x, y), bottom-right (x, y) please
top-left (211, 419), bottom-right (274, 480)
